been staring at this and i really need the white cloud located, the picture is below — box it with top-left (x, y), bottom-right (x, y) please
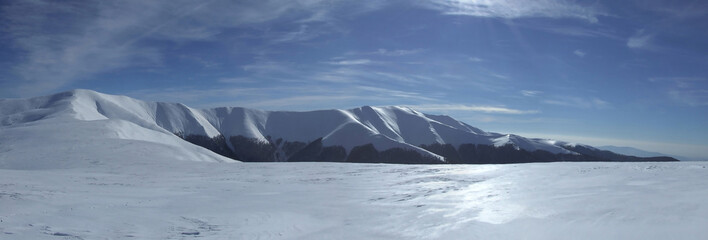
top-left (374, 48), bottom-right (423, 56)
top-left (217, 77), bottom-right (257, 84)
top-left (410, 104), bottom-right (539, 114)
top-left (125, 87), bottom-right (261, 105)
top-left (125, 83), bottom-right (444, 110)
top-left (125, 85), bottom-right (357, 108)
top-left (237, 59), bottom-right (441, 88)
top-left (371, 72), bottom-right (421, 85)
top-left (521, 90), bottom-right (542, 97)
top-left (489, 73), bottom-right (509, 80)
top-left (648, 77), bottom-right (704, 85)
top-left (310, 66), bottom-right (441, 86)
top-left (229, 95), bottom-right (362, 109)
top-left (0, 0), bottom-right (388, 97)
top-left (650, 77), bottom-right (708, 106)
top-left (346, 48), bottom-right (424, 57)
top-left (356, 86), bottom-right (438, 102)
top-left (633, 1), bottom-right (708, 19)
top-left (310, 68), bottom-right (366, 83)
top-left (573, 49), bottom-right (586, 57)
top-left (668, 90), bottom-right (708, 106)
top-left (419, 0), bottom-right (607, 23)
top-left (324, 59), bottom-right (373, 65)
top-left (270, 25), bottom-right (316, 43)
top-left (543, 96), bottom-right (610, 109)
top-left (531, 26), bottom-right (621, 39)
top-left (242, 61), bottom-right (296, 73)
top-left (468, 57), bottom-right (484, 62)
top-left (627, 30), bottom-right (653, 49)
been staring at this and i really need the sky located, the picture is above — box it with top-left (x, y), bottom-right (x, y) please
top-left (0, 0), bottom-right (707, 159)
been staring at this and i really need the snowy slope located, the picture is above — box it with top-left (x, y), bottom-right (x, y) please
top-left (493, 134), bottom-right (576, 154)
top-left (0, 90), bottom-right (235, 169)
top-left (2, 89), bottom-right (604, 165)
top-left (1, 161), bottom-right (706, 239)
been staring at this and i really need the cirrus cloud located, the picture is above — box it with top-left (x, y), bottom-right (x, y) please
top-left (410, 104), bottom-right (539, 115)
top-left (0, 0), bottom-right (389, 97)
top-left (418, 0), bottom-right (607, 23)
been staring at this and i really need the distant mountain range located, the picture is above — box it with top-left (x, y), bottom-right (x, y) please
top-left (596, 146), bottom-right (704, 161)
top-left (0, 89), bottom-right (677, 167)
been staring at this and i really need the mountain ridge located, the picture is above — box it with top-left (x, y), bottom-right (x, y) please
top-left (0, 89), bottom-right (678, 166)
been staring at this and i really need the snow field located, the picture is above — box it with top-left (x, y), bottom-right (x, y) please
top-left (1, 161), bottom-right (707, 239)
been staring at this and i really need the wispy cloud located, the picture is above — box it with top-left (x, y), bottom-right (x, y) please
top-left (634, 1), bottom-right (708, 19)
top-left (229, 95), bottom-right (362, 109)
top-left (346, 48), bottom-right (424, 57)
top-left (237, 85), bottom-right (443, 110)
top-left (124, 83), bottom-right (443, 110)
top-left (410, 104), bottom-right (539, 115)
top-left (237, 58), bottom-right (442, 89)
top-left (627, 29), bottom-right (653, 49)
top-left (648, 77), bottom-right (705, 86)
top-left (324, 59), bottom-right (374, 65)
top-left (371, 72), bottom-right (422, 85)
top-left (125, 85), bottom-right (345, 106)
top-left (372, 48), bottom-right (423, 56)
top-left (0, 0), bottom-right (387, 97)
top-left (468, 57), bottom-right (484, 62)
top-left (650, 77), bottom-right (708, 106)
top-left (310, 65), bottom-right (439, 86)
top-left (125, 87), bottom-right (261, 105)
top-left (668, 90), bottom-right (708, 106)
top-left (488, 73), bottom-right (509, 80)
top-left (269, 24), bottom-right (322, 43)
top-left (310, 68), bottom-right (366, 83)
top-left (242, 61), bottom-right (297, 74)
top-left (529, 25), bottom-right (621, 39)
top-left (180, 55), bottom-right (221, 69)
top-left (419, 0), bottom-right (607, 23)
top-left (544, 96), bottom-right (610, 109)
top-left (521, 90), bottom-right (542, 97)
top-left (217, 77), bottom-right (257, 84)
top-left (573, 49), bottom-right (586, 57)
top-left (356, 86), bottom-right (438, 102)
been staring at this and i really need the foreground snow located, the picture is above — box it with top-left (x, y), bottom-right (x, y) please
top-left (1, 161), bottom-right (706, 239)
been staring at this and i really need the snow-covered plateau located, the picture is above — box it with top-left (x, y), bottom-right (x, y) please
top-left (1, 160), bottom-right (707, 239)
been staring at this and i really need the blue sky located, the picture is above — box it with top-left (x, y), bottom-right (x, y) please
top-left (1, 0), bottom-right (707, 159)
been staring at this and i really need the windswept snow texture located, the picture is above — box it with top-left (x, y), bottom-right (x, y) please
top-left (1, 161), bottom-right (707, 239)
top-left (1, 89), bottom-right (584, 164)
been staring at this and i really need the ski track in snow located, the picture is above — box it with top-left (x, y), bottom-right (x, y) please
top-left (1, 161), bottom-right (707, 239)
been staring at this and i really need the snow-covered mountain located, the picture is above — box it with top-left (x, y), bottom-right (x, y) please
top-left (595, 145), bottom-right (700, 161)
top-left (0, 89), bottom-right (677, 166)
top-left (0, 90), bottom-right (237, 169)
top-left (597, 146), bottom-right (666, 158)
